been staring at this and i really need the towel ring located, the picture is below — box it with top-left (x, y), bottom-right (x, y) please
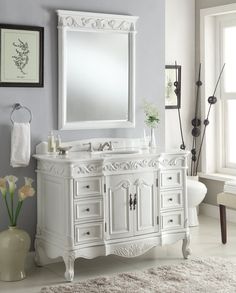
top-left (10, 103), bottom-right (32, 124)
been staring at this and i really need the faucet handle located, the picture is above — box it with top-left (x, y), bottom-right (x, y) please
top-left (83, 142), bottom-right (93, 152)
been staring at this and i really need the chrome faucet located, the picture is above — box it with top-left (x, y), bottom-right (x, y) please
top-left (98, 141), bottom-right (113, 151)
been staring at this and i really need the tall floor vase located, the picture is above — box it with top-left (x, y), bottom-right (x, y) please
top-left (0, 226), bottom-right (30, 281)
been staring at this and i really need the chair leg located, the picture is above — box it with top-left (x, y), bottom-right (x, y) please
top-left (219, 204), bottom-right (227, 244)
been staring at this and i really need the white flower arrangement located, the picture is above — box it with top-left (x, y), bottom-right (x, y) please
top-left (143, 100), bottom-right (160, 128)
top-left (0, 176), bottom-right (35, 226)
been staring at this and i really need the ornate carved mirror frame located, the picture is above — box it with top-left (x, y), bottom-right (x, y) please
top-left (57, 10), bottom-right (138, 130)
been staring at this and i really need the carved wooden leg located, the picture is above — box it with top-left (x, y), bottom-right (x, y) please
top-left (219, 204), bottom-right (227, 244)
top-left (63, 253), bottom-right (75, 282)
top-left (182, 234), bottom-right (191, 259)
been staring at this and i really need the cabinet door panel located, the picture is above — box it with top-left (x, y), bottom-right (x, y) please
top-left (134, 172), bottom-right (157, 235)
top-left (106, 175), bottom-right (133, 240)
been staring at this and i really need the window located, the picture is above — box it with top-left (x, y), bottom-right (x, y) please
top-left (200, 4), bottom-right (236, 176)
top-left (217, 14), bottom-right (236, 172)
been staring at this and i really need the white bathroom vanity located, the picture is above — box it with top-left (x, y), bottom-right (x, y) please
top-left (34, 141), bottom-right (190, 281)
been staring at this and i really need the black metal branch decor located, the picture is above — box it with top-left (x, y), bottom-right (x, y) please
top-left (173, 61), bottom-right (186, 151)
top-left (172, 62), bottom-right (225, 175)
top-left (190, 63), bottom-right (225, 176)
top-left (190, 64), bottom-right (202, 176)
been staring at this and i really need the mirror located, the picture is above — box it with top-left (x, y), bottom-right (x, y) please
top-left (165, 65), bottom-right (181, 109)
top-left (57, 10), bottom-right (138, 130)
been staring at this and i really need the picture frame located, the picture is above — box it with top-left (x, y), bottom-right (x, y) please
top-left (0, 24), bottom-right (44, 87)
top-left (165, 65), bottom-right (181, 109)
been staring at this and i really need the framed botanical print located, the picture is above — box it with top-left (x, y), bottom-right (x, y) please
top-left (165, 65), bottom-right (181, 109)
top-left (0, 24), bottom-right (44, 87)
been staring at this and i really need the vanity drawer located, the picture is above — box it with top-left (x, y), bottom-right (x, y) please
top-left (160, 170), bottom-right (182, 189)
top-left (74, 199), bottom-right (103, 222)
top-left (161, 190), bottom-right (183, 210)
top-left (161, 210), bottom-right (184, 231)
top-left (74, 222), bottom-right (103, 244)
top-left (74, 177), bottom-right (102, 198)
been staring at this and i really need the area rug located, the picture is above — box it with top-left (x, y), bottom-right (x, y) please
top-left (41, 257), bottom-right (236, 293)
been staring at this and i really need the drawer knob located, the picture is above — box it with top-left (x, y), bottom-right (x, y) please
top-left (168, 219), bottom-right (173, 223)
top-left (167, 177), bottom-right (172, 180)
top-left (85, 185), bottom-right (90, 189)
top-left (168, 198), bottom-right (173, 202)
top-left (86, 208), bottom-right (90, 212)
top-left (86, 231), bottom-right (90, 235)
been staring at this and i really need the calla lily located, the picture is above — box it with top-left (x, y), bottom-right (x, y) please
top-left (0, 177), bottom-right (7, 197)
top-left (1, 175), bottom-right (35, 226)
top-left (5, 175), bottom-right (18, 194)
top-left (18, 185), bottom-right (35, 201)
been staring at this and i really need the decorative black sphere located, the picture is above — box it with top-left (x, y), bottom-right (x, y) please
top-left (204, 119), bottom-right (209, 126)
top-left (180, 144), bottom-right (186, 150)
top-left (208, 96), bottom-right (217, 104)
top-left (191, 118), bottom-right (201, 127)
top-left (191, 149), bottom-right (196, 155)
top-left (174, 88), bottom-right (180, 95)
top-left (192, 155), bottom-right (197, 162)
top-left (191, 127), bottom-right (201, 137)
top-left (196, 80), bottom-right (202, 87)
top-left (174, 81), bottom-right (178, 87)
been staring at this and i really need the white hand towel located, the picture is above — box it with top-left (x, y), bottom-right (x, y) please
top-left (10, 122), bottom-right (31, 168)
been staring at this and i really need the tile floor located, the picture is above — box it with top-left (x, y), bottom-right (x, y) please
top-left (1, 215), bottom-right (236, 293)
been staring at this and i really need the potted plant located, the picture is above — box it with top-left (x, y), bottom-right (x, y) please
top-left (0, 176), bottom-right (35, 281)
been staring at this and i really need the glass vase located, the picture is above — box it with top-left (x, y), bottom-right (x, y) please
top-left (149, 128), bottom-right (156, 149)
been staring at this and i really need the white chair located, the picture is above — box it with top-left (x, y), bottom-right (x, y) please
top-left (217, 192), bottom-right (236, 244)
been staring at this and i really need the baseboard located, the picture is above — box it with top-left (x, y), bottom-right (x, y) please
top-left (26, 251), bottom-right (63, 269)
top-left (200, 203), bottom-right (236, 224)
top-left (26, 251), bottom-right (36, 270)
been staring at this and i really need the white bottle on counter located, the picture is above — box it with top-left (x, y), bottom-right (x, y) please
top-left (55, 134), bottom-right (61, 150)
top-left (48, 131), bottom-right (56, 153)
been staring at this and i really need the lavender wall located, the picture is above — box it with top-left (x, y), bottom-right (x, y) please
top-left (0, 0), bottom-right (165, 247)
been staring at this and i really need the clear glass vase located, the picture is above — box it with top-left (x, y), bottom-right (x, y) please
top-left (149, 128), bottom-right (156, 149)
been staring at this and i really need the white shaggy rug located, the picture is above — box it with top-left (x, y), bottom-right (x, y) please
top-left (41, 257), bottom-right (236, 293)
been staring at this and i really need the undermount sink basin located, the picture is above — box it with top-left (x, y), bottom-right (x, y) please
top-left (92, 149), bottom-right (140, 156)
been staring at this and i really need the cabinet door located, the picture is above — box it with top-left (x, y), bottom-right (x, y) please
top-left (106, 175), bottom-right (133, 240)
top-left (133, 172), bottom-right (157, 235)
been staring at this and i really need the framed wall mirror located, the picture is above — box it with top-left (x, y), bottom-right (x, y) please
top-left (57, 10), bottom-right (138, 130)
top-left (165, 65), bottom-right (181, 109)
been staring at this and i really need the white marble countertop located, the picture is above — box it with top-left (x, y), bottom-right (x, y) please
top-left (33, 148), bottom-right (189, 164)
